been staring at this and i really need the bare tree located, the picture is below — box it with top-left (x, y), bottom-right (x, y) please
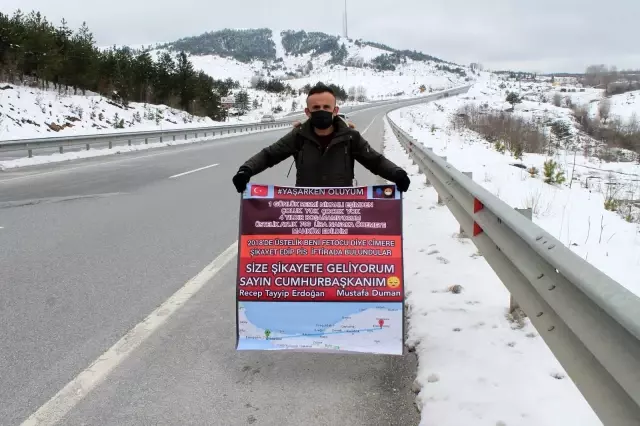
top-left (598, 98), bottom-right (611, 123)
top-left (627, 112), bottom-right (639, 134)
top-left (553, 93), bottom-right (562, 107)
top-left (564, 96), bottom-right (573, 108)
top-left (355, 86), bottom-right (367, 102)
top-left (347, 86), bottom-right (357, 101)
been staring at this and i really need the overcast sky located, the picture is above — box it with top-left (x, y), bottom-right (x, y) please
top-left (3, 0), bottom-right (639, 73)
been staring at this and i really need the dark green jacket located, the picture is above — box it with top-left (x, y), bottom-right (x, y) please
top-left (238, 117), bottom-right (403, 187)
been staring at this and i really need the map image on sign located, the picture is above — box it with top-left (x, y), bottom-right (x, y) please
top-left (237, 301), bottom-right (403, 354)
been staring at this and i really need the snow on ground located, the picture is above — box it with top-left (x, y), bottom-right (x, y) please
top-left (388, 73), bottom-right (640, 298)
top-left (0, 83), bottom-right (262, 142)
top-left (382, 117), bottom-right (602, 425)
top-left (606, 89), bottom-right (640, 120)
top-left (289, 63), bottom-right (462, 100)
top-left (511, 77), bottom-right (640, 124)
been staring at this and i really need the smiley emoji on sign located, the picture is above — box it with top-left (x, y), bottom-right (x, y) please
top-left (384, 187), bottom-right (393, 197)
top-left (386, 276), bottom-right (401, 288)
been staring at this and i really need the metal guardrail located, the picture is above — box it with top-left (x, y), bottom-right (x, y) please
top-left (0, 121), bottom-right (292, 158)
top-left (0, 85), bottom-right (472, 160)
top-left (386, 114), bottom-right (640, 425)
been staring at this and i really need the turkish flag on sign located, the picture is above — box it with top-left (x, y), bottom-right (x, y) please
top-left (251, 185), bottom-right (269, 197)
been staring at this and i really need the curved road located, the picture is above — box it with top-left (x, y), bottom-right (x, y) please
top-left (0, 97), bottom-right (443, 426)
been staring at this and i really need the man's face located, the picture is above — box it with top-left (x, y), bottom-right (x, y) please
top-left (305, 91), bottom-right (339, 117)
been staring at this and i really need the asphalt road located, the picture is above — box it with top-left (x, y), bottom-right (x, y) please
top-left (0, 100), bottom-right (424, 426)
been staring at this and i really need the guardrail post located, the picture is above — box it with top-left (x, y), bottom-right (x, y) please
top-left (28, 149), bottom-right (33, 158)
top-left (437, 156), bottom-right (447, 204)
top-left (59, 146), bottom-right (63, 154)
top-left (109, 141), bottom-right (112, 149)
top-left (145, 138), bottom-right (148, 144)
top-left (128, 139), bottom-right (131, 146)
top-left (234, 129), bottom-right (237, 133)
top-left (173, 135), bottom-right (176, 141)
top-left (459, 172), bottom-right (473, 236)
top-left (86, 144), bottom-right (90, 151)
top-left (160, 136), bottom-right (163, 142)
top-left (424, 148), bottom-right (434, 185)
top-left (195, 133), bottom-right (198, 138)
top-left (509, 207), bottom-right (533, 316)
top-left (184, 134), bottom-right (187, 140)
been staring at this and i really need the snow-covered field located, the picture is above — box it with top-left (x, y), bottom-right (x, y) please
top-left (0, 83), bottom-right (268, 142)
top-left (388, 73), bottom-right (640, 297)
top-left (557, 86), bottom-right (640, 122)
top-left (382, 118), bottom-right (602, 425)
top-left (384, 71), bottom-right (640, 423)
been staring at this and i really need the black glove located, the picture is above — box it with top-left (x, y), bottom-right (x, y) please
top-left (232, 169), bottom-right (251, 193)
top-left (393, 169), bottom-right (410, 192)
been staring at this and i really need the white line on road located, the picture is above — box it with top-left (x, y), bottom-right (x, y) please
top-left (20, 241), bottom-right (238, 426)
top-left (168, 163), bottom-right (219, 179)
top-left (361, 112), bottom-right (382, 136)
top-left (0, 149), bottom-right (198, 184)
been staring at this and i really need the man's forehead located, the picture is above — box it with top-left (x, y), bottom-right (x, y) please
top-left (307, 92), bottom-right (335, 106)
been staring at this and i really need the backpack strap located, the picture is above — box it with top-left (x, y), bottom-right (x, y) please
top-left (286, 129), bottom-right (304, 178)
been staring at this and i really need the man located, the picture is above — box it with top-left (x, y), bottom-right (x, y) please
top-left (231, 83), bottom-right (410, 192)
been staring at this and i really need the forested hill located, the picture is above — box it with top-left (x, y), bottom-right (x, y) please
top-left (156, 28), bottom-right (447, 69)
top-left (0, 10), bottom-right (239, 120)
top-left (157, 29), bottom-right (277, 63)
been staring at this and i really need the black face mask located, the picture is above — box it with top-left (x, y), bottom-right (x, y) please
top-left (310, 110), bottom-right (334, 130)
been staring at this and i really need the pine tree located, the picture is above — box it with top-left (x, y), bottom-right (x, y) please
top-left (235, 91), bottom-right (250, 113)
top-left (0, 10), bottom-right (238, 120)
top-left (176, 51), bottom-right (195, 112)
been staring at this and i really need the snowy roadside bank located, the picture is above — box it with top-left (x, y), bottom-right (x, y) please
top-left (382, 117), bottom-right (602, 425)
top-left (388, 76), bottom-right (640, 298)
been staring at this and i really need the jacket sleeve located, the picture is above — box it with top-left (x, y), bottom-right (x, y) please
top-left (238, 130), bottom-right (298, 176)
top-left (351, 131), bottom-right (403, 182)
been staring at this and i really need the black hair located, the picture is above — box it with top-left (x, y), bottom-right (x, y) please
top-left (307, 83), bottom-right (335, 98)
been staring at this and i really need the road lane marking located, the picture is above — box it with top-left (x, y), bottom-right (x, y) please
top-left (168, 163), bottom-right (219, 179)
top-left (0, 150), bottom-right (196, 184)
top-left (0, 126), bottom-right (290, 184)
top-left (20, 241), bottom-right (238, 426)
top-left (362, 112), bottom-right (382, 136)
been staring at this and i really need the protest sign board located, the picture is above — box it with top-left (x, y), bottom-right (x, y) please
top-left (236, 184), bottom-right (404, 355)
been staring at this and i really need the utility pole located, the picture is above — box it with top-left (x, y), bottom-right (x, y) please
top-left (344, 0), bottom-right (348, 39)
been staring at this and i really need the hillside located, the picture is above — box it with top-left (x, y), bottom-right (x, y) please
top-left (1, 10), bottom-right (474, 143)
top-left (146, 28), bottom-right (474, 120)
top-left (0, 82), bottom-right (256, 142)
top-left (157, 29), bottom-right (447, 69)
